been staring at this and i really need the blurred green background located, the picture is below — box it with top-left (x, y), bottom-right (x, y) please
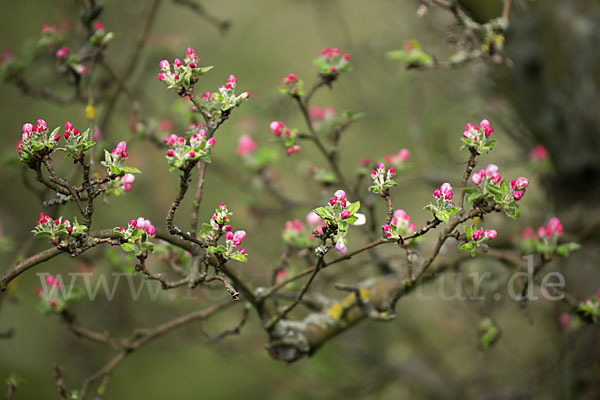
top-left (1, 0), bottom-right (599, 399)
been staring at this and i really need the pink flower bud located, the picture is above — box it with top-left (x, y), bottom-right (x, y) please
top-left (545, 225), bottom-right (553, 237)
top-left (522, 226), bottom-right (534, 239)
top-left (166, 149), bottom-right (175, 157)
top-left (440, 182), bottom-right (453, 194)
top-left (187, 47), bottom-right (194, 56)
top-left (146, 225), bottom-right (156, 236)
top-left (64, 132), bottom-right (70, 139)
top-left (343, 53), bottom-right (350, 61)
top-left (287, 147), bottom-right (294, 155)
top-left (559, 313), bottom-right (571, 329)
top-left (472, 173), bottom-right (482, 185)
top-left (188, 151), bottom-right (195, 158)
top-left (237, 134), bottom-right (257, 156)
top-left (371, 170), bottom-right (377, 176)
top-left (67, 226), bottom-right (73, 233)
top-left (122, 174), bottom-right (135, 184)
top-left (22, 123), bottom-right (33, 137)
top-left (49, 299), bottom-right (57, 307)
top-left (377, 162), bottom-right (385, 170)
top-left (174, 58), bottom-right (182, 67)
top-left (334, 190), bottom-right (347, 201)
top-left (36, 288), bottom-right (42, 296)
top-left (232, 239), bottom-right (241, 246)
top-left (37, 119), bottom-right (47, 129)
top-left (157, 73), bottom-right (165, 81)
top-left (408, 223), bottom-right (416, 231)
top-left (225, 232), bottom-right (234, 241)
top-left (480, 119), bottom-right (494, 137)
top-left (207, 137), bottom-right (215, 147)
top-left (239, 248), bottom-right (246, 255)
top-left (445, 192), bottom-right (453, 200)
top-left (529, 144), bottom-right (548, 161)
top-left (223, 225), bottom-right (232, 231)
top-left (329, 197), bottom-right (336, 206)
top-left (389, 167), bottom-right (395, 175)
top-left (513, 191), bottom-right (523, 200)
top-left (159, 59), bottom-right (169, 69)
top-left (341, 209), bottom-right (350, 219)
top-left (383, 224), bottom-right (391, 232)
top-left (228, 74), bottom-right (237, 84)
top-left (55, 47), bottom-right (70, 59)
top-left (486, 229), bottom-right (497, 239)
top-left (233, 230), bottom-right (246, 242)
top-left (330, 66), bottom-right (337, 73)
top-left (45, 275), bottom-right (55, 286)
top-left (306, 212), bottom-right (321, 226)
top-left (398, 148), bottom-right (410, 161)
top-left (129, 220), bottom-right (137, 227)
top-left (433, 189), bottom-right (441, 198)
top-left (335, 239), bottom-right (347, 254)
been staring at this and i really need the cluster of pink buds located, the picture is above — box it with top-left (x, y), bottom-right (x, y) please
top-left (268, 121), bottom-right (300, 155)
top-left (32, 213), bottom-right (86, 240)
top-left (383, 209), bottom-right (417, 242)
top-left (281, 73), bottom-right (303, 96)
top-left (63, 121), bottom-right (81, 140)
top-left (427, 183), bottom-right (458, 222)
top-left (473, 229), bottom-right (497, 240)
top-left (520, 217), bottom-right (580, 258)
top-left (157, 47), bottom-right (213, 89)
top-left (18, 119), bottom-right (56, 156)
top-left (329, 189), bottom-right (349, 207)
top-left (529, 144), bottom-right (549, 161)
top-left (284, 219), bottom-right (303, 234)
top-left (117, 173), bottom-right (136, 191)
top-left (126, 217), bottom-right (156, 237)
top-left (463, 119), bottom-right (493, 140)
top-left (434, 183), bottom-right (454, 201)
top-left (459, 225), bottom-right (497, 256)
top-left (537, 217), bottom-right (563, 239)
top-left (384, 149), bottom-right (410, 167)
top-left (38, 23), bottom-right (62, 49)
top-left (472, 164), bottom-right (502, 186)
top-left (225, 230), bottom-right (246, 247)
top-left (461, 119), bottom-right (496, 154)
top-left (110, 141), bottom-right (128, 158)
top-left (510, 177), bottom-right (529, 200)
top-left (369, 162), bottom-right (397, 194)
top-left (315, 48), bottom-right (351, 75)
top-left (41, 24), bottom-right (57, 34)
top-left (392, 209), bottom-right (417, 233)
top-left (236, 134), bottom-right (257, 157)
top-left (309, 106), bottom-right (336, 121)
top-left (163, 130), bottom-right (214, 169)
top-left (210, 202), bottom-right (232, 230)
top-left (35, 274), bottom-right (61, 308)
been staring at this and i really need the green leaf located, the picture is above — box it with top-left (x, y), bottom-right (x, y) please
top-left (230, 253), bottom-right (247, 262)
top-left (121, 242), bottom-right (136, 252)
top-left (461, 187), bottom-right (479, 194)
top-left (313, 206), bottom-right (334, 220)
top-left (119, 166), bottom-right (142, 174)
top-left (458, 242), bottom-right (475, 252)
top-left (346, 201), bottom-right (361, 215)
top-left (346, 215), bottom-right (358, 224)
top-left (436, 211), bottom-right (449, 223)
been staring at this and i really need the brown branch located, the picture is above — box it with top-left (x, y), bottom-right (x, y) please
top-left (190, 161), bottom-right (208, 235)
top-left (458, 148), bottom-right (478, 212)
top-left (207, 303), bottom-right (250, 343)
top-left (79, 299), bottom-right (234, 398)
top-left (265, 257), bottom-right (325, 330)
top-left (60, 309), bottom-right (118, 349)
top-left (172, 0), bottom-right (231, 34)
top-left (99, 0), bottom-right (162, 133)
top-left (53, 365), bottom-right (68, 400)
